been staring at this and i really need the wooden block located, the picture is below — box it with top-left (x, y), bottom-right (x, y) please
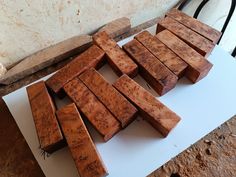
top-left (157, 17), bottom-right (214, 57)
top-left (113, 75), bottom-right (181, 137)
top-left (134, 31), bottom-right (187, 78)
top-left (46, 45), bottom-right (105, 94)
top-left (123, 39), bottom-right (178, 96)
top-left (98, 17), bottom-right (131, 39)
top-left (156, 30), bottom-right (213, 83)
top-left (56, 103), bottom-right (108, 177)
top-left (93, 31), bottom-right (138, 77)
top-left (0, 35), bottom-right (92, 85)
top-left (63, 78), bottom-right (121, 141)
top-left (166, 8), bottom-right (222, 44)
top-left (79, 68), bottom-right (138, 128)
top-left (26, 81), bottom-right (64, 153)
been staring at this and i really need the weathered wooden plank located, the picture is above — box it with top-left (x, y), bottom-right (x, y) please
top-left (123, 39), bottom-right (178, 96)
top-left (26, 81), bottom-right (64, 153)
top-left (79, 68), bottom-right (138, 128)
top-left (63, 77), bottom-right (121, 141)
top-left (56, 103), bottom-right (108, 177)
top-left (98, 17), bottom-right (131, 39)
top-left (93, 31), bottom-right (138, 77)
top-left (134, 31), bottom-right (187, 78)
top-left (113, 75), bottom-right (181, 137)
top-left (166, 8), bottom-right (222, 44)
top-left (46, 45), bottom-right (105, 95)
top-left (156, 30), bottom-right (213, 83)
top-left (0, 35), bottom-right (92, 85)
top-left (157, 17), bottom-right (214, 57)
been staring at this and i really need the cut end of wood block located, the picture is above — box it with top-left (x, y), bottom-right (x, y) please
top-left (0, 63), bottom-right (7, 79)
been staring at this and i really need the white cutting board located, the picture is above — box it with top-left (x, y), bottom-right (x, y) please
top-left (3, 32), bottom-right (236, 177)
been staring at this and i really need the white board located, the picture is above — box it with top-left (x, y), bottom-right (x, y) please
top-left (3, 32), bottom-right (236, 177)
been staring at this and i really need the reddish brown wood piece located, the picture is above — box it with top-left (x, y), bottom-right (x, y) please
top-left (156, 30), bottom-right (213, 83)
top-left (123, 39), bottom-right (178, 96)
top-left (79, 68), bottom-right (138, 128)
top-left (113, 75), bottom-right (181, 137)
top-left (56, 103), bottom-right (108, 177)
top-left (46, 45), bottom-right (105, 94)
top-left (26, 81), bottom-right (64, 153)
top-left (166, 8), bottom-right (222, 44)
top-left (157, 17), bottom-right (214, 57)
top-left (93, 31), bottom-right (138, 77)
top-left (63, 77), bottom-right (120, 141)
top-left (134, 31), bottom-right (187, 78)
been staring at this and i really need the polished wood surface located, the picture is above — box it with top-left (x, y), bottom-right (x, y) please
top-left (79, 68), bottom-right (138, 127)
top-left (64, 77), bottom-right (121, 141)
top-left (46, 45), bottom-right (105, 94)
top-left (123, 39), bottom-right (178, 96)
top-left (113, 75), bottom-right (181, 137)
top-left (56, 103), bottom-right (108, 177)
top-left (156, 30), bottom-right (213, 83)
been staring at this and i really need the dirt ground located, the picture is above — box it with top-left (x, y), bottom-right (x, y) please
top-left (148, 115), bottom-right (236, 177)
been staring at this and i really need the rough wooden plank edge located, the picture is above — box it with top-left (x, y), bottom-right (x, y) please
top-left (0, 35), bottom-right (92, 85)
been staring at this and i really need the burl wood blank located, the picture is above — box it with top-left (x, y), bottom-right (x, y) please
top-left (63, 78), bottom-right (120, 141)
top-left (157, 17), bottom-right (214, 57)
top-left (79, 68), bottom-right (138, 128)
top-left (113, 75), bottom-right (181, 137)
top-left (93, 31), bottom-right (138, 77)
top-left (123, 39), bottom-right (178, 96)
top-left (156, 30), bottom-right (213, 83)
top-left (26, 81), bottom-right (64, 153)
top-left (56, 103), bottom-right (108, 177)
top-left (134, 31), bottom-right (187, 78)
top-left (166, 8), bottom-right (222, 44)
top-left (46, 45), bottom-right (105, 94)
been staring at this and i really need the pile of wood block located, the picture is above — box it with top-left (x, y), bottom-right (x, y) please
top-left (26, 9), bottom-right (221, 177)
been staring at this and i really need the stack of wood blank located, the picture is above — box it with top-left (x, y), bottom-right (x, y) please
top-left (26, 9), bottom-right (221, 177)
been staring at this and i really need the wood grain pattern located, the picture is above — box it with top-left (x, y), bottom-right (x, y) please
top-left (46, 45), bottom-right (105, 94)
top-left (123, 39), bottom-right (178, 96)
top-left (56, 103), bottom-right (108, 177)
top-left (63, 78), bottom-right (121, 141)
top-left (0, 35), bottom-right (92, 85)
top-left (134, 31), bottom-right (187, 78)
top-left (166, 8), bottom-right (222, 44)
top-left (156, 30), bottom-right (213, 83)
top-left (157, 17), bottom-right (214, 57)
top-left (79, 68), bottom-right (138, 128)
top-left (113, 75), bottom-right (181, 137)
top-left (98, 17), bottom-right (131, 39)
top-left (26, 81), bottom-right (64, 153)
top-left (93, 31), bottom-right (138, 77)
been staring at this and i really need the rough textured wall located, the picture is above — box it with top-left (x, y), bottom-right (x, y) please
top-left (0, 0), bottom-right (178, 68)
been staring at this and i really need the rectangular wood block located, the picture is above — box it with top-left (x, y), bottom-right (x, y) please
top-left (63, 77), bottom-right (121, 141)
top-left (93, 31), bottom-right (138, 77)
top-left (157, 17), bottom-right (214, 57)
top-left (113, 75), bottom-right (181, 137)
top-left (26, 81), bottom-right (64, 153)
top-left (156, 30), bottom-right (213, 83)
top-left (123, 39), bottom-right (178, 96)
top-left (79, 68), bottom-right (138, 128)
top-left (56, 103), bottom-right (108, 177)
top-left (134, 30), bottom-right (188, 78)
top-left (46, 45), bottom-right (105, 94)
top-left (166, 8), bottom-right (222, 44)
